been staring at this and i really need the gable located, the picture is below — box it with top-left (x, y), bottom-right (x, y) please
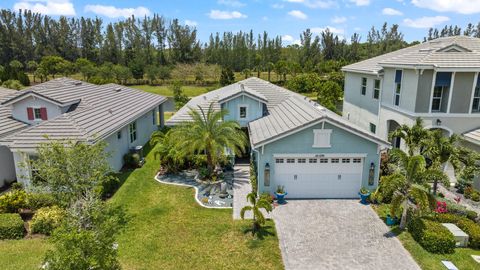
top-left (436, 44), bottom-right (472, 53)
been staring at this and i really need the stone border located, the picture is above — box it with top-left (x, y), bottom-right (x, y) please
top-left (154, 173), bottom-right (232, 209)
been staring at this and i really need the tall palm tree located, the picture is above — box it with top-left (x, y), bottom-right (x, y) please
top-left (383, 149), bottom-right (443, 229)
top-left (389, 118), bottom-right (429, 156)
top-left (171, 103), bottom-right (247, 175)
top-left (240, 192), bottom-right (273, 235)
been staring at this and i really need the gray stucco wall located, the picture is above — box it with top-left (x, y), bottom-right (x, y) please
top-left (255, 121), bottom-right (381, 195)
top-left (415, 70), bottom-right (434, 113)
top-left (450, 72), bottom-right (475, 113)
top-left (0, 146), bottom-right (16, 187)
top-left (344, 72), bottom-right (379, 116)
top-left (383, 68), bottom-right (419, 112)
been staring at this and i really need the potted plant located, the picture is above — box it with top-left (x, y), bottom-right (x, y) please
top-left (358, 187), bottom-right (370, 204)
top-left (385, 207), bottom-right (398, 226)
top-left (274, 185), bottom-right (288, 204)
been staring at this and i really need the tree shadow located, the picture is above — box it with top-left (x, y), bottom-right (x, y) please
top-left (383, 226), bottom-right (403, 238)
top-left (242, 224), bottom-right (276, 242)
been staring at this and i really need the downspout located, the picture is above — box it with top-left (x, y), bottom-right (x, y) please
top-left (251, 147), bottom-right (260, 196)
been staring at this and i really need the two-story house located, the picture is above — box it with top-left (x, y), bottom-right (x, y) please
top-left (168, 77), bottom-right (390, 199)
top-left (342, 36), bottom-right (480, 150)
top-left (0, 78), bottom-right (166, 188)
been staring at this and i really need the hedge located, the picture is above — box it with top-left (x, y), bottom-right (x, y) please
top-left (409, 217), bottom-right (455, 254)
top-left (0, 213), bottom-right (25, 239)
top-left (434, 213), bottom-right (480, 249)
top-left (30, 206), bottom-right (65, 235)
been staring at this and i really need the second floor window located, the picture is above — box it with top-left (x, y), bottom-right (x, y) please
top-left (239, 106), bottom-right (247, 119)
top-left (473, 80), bottom-right (480, 113)
top-left (373, 79), bottom-right (381, 99)
top-left (34, 108), bottom-right (42, 119)
top-left (129, 122), bottom-right (137, 143)
top-left (431, 86), bottom-right (445, 112)
top-left (361, 77), bottom-right (367, 95)
top-left (394, 70), bottom-right (402, 106)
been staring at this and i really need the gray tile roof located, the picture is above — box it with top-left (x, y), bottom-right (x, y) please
top-left (0, 87), bottom-right (29, 139)
top-left (0, 78), bottom-right (167, 149)
top-left (463, 129), bottom-right (480, 144)
top-left (342, 36), bottom-right (480, 74)
top-left (167, 77), bottom-right (390, 148)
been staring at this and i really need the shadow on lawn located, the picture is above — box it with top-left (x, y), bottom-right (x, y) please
top-left (242, 224), bottom-right (276, 243)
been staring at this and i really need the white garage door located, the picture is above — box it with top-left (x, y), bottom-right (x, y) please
top-left (273, 156), bottom-right (364, 199)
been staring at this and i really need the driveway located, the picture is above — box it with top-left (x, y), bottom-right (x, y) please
top-left (272, 200), bottom-right (420, 270)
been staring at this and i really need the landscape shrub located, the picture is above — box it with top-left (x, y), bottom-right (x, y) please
top-left (464, 186), bottom-right (474, 199)
top-left (0, 213), bottom-right (25, 239)
top-left (471, 192), bottom-right (480, 202)
top-left (434, 213), bottom-right (464, 224)
top-left (436, 198), bottom-right (468, 216)
top-left (259, 193), bottom-right (273, 204)
top-left (457, 219), bottom-right (480, 249)
top-left (409, 217), bottom-right (455, 254)
top-left (0, 189), bottom-right (28, 213)
top-left (27, 192), bottom-right (56, 210)
top-left (100, 176), bottom-right (121, 199)
top-left (123, 153), bottom-right (141, 168)
top-left (466, 210), bottom-right (478, 222)
top-left (30, 206), bottom-right (65, 235)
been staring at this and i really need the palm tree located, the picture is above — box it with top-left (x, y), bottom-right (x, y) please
top-left (240, 192), bottom-right (273, 235)
top-left (151, 130), bottom-right (187, 173)
top-left (388, 118), bottom-right (429, 156)
top-left (384, 149), bottom-right (443, 229)
top-left (171, 103), bottom-right (247, 176)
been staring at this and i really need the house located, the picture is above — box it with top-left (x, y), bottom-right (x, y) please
top-left (341, 36), bottom-right (480, 187)
top-left (168, 77), bottom-right (390, 198)
top-left (0, 78), bottom-right (167, 188)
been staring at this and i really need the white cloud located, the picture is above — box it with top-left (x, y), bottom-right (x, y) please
top-left (412, 0), bottom-right (480, 14)
top-left (331, 16), bottom-right (347, 23)
top-left (311, 26), bottom-right (345, 35)
top-left (284, 0), bottom-right (337, 9)
top-left (403, 16), bottom-right (450, 28)
top-left (184, 20), bottom-right (198, 26)
top-left (349, 0), bottom-right (370, 6)
top-left (382, 8), bottom-right (403, 16)
top-left (262, 16), bottom-right (269, 21)
top-left (84, 5), bottom-right (150, 18)
top-left (208, 10), bottom-right (247, 19)
top-left (272, 3), bottom-right (284, 9)
top-left (14, 0), bottom-right (75, 16)
top-left (282, 34), bottom-right (294, 42)
top-left (217, 0), bottom-right (245, 8)
top-left (288, 10), bottom-right (308, 19)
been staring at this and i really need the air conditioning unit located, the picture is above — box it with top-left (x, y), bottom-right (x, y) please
top-left (130, 145), bottom-right (145, 167)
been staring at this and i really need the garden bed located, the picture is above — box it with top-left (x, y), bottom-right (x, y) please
top-left (155, 169), bottom-right (234, 208)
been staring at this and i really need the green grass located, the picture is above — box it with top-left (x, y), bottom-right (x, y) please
top-left (373, 204), bottom-right (480, 270)
top-left (0, 145), bottom-right (283, 270)
top-left (131, 85), bottom-right (213, 97)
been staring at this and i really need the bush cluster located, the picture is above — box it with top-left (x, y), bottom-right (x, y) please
top-left (409, 217), bottom-right (455, 254)
top-left (0, 213), bottom-right (25, 239)
top-left (0, 189), bottom-right (28, 213)
top-left (30, 206), bottom-right (65, 235)
top-left (464, 186), bottom-right (480, 202)
top-left (434, 213), bottom-right (480, 249)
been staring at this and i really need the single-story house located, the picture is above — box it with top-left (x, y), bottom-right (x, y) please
top-left (168, 77), bottom-right (390, 199)
top-left (0, 78), bottom-right (166, 187)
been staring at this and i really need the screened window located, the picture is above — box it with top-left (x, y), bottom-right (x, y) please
top-left (152, 110), bottom-right (156, 125)
top-left (117, 131), bottom-right (122, 140)
top-left (472, 80), bottom-right (480, 113)
top-left (298, 158), bottom-right (306, 163)
top-left (373, 79), bottom-right (381, 99)
top-left (34, 108), bottom-right (42, 120)
top-left (331, 158), bottom-right (339, 163)
top-left (394, 70), bottom-right (402, 106)
top-left (286, 158), bottom-right (295, 163)
top-left (239, 106), bottom-right (247, 119)
top-left (370, 123), bottom-right (376, 134)
top-left (129, 122), bottom-right (137, 143)
top-left (431, 86), bottom-right (445, 112)
top-left (319, 158), bottom-right (328, 163)
top-left (361, 77), bottom-right (367, 95)
top-left (275, 158), bottom-right (284, 163)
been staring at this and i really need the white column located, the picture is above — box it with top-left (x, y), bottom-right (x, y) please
top-left (447, 72), bottom-right (455, 113)
top-left (428, 70), bottom-right (437, 113)
top-left (469, 72), bottom-right (479, 114)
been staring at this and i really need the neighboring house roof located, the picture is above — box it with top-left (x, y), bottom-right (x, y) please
top-left (342, 36), bottom-right (480, 74)
top-left (167, 77), bottom-right (390, 148)
top-left (462, 128), bottom-right (480, 145)
top-left (0, 78), bottom-right (167, 150)
top-left (0, 87), bottom-right (29, 139)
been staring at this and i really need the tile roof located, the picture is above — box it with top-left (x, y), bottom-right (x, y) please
top-left (167, 77), bottom-right (390, 148)
top-left (0, 78), bottom-right (167, 149)
top-left (463, 129), bottom-right (480, 145)
top-left (342, 36), bottom-right (480, 74)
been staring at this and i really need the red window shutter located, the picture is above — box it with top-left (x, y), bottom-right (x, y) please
top-left (27, 107), bottom-right (34, 120)
top-left (40, 108), bottom-right (48, 120)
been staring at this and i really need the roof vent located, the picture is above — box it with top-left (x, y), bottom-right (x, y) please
top-left (240, 84), bottom-right (245, 91)
top-left (73, 81), bottom-right (82, 86)
top-left (114, 87), bottom-right (122, 92)
top-left (203, 96), bottom-right (207, 100)
top-left (108, 109), bottom-right (113, 114)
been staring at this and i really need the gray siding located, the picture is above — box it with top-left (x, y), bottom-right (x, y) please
top-left (415, 70), bottom-right (433, 113)
top-left (0, 146), bottom-right (16, 187)
top-left (344, 72), bottom-right (379, 115)
top-left (382, 68), bottom-right (418, 112)
top-left (450, 72), bottom-right (475, 113)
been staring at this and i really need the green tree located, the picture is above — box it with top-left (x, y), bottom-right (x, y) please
top-left (1, 79), bottom-right (24, 90)
top-left (171, 81), bottom-right (190, 110)
top-left (35, 67), bottom-right (48, 83)
top-left (27, 61), bottom-right (38, 82)
top-left (171, 103), bottom-right (247, 176)
top-left (317, 81), bottom-right (342, 113)
top-left (388, 118), bottom-right (429, 156)
top-left (241, 68), bottom-right (252, 79)
top-left (219, 68), bottom-right (235, 86)
top-left (286, 73), bottom-right (322, 93)
top-left (112, 65), bottom-right (132, 84)
top-left (240, 192), bottom-right (273, 236)
top-left (157, 66), bottom-right (171, 82)
top-left (151, 130), bottom-right (187, 173)
top-left (145, 65), bottom-right (158, 85)
top-left (9, 60), bottom-right (23, 71)
top-left (75, 58), bottom-right (96, 80)
top-left (39, 56), bottom-right (66, 78)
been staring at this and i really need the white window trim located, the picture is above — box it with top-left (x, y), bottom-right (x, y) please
top-left (312, 129), bottom-right (332, 148)
top-left (238, 104), bottom-right (248, 119)
top-left (373, 79), bottom-right (381, 100)
top-left (361, 77), bottom-right (367, 95)
top-left (393, 69), bottom-right (403, 106)
top-left (470, 72), bottom-right (480, 114)
top-left (431, 85), bottom-right (445, 112)
top-left (33, 107), bottom-right (42, 120)
top-left (129, 121), bottom-right (137, 143)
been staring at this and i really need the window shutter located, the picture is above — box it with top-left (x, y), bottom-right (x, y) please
top-left (27, 107), bottom-right (34, 120)
top-left (40, 107), bottom-right (48, 120)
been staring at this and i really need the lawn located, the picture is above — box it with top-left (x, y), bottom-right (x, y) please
top-left (0, 145), bottom-right (283, 270)
top-left (131, 85), bottom-right (213, 97)
top-left (373, 204), bottom-right (480, 270)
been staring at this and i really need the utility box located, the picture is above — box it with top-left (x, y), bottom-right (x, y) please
top-left (442, 223), bottom-right (469, 247)
top-left (130, 146), bottom-right (145, 167)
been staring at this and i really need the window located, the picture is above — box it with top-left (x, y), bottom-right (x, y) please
top-left (129, 122), bottom-right (137, 143)
top-left (239, 106), bottom-right (247, 119)
top-left (275, 158), bottom-right (284, 163)
top-left (353, 158), bottom-right (362, 163)
top-left (431, 86), bottom-right (445, 112)
top-left (373, 79), bottom-right (381, 99)
top-left (342, 158), bottom-right (351, 163)
top-left (319, 158), bottom-right (328, 163)
top-left (298, 158), bottom-right (306, 163)
top-left (117, 131), bottom-right (122, 140)
top-left (370, 123), bottom-right (376, 134)
top-left (34, 108), bottom-right (42, 120)
top-left (313, 129), bottom-right (332, 148)
top-left (286, 158), bottom-right (295, 163)
top-left (331, 158), bottom-right (339, 163)
top-left (361, 77), bottom-right (367, 95)
top-left (473, 80), bottom-right (480, 113)
top-left (309, 158), bottom-right (317, 163)
top-left (394, 70), bottom-right (402, 106)
top-left (152, 110), bottom-right (156, 125)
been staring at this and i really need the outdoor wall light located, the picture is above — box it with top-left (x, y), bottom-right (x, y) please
top-left (436, 119), bottom-right (442, 126)
top-left (368, 162), bottom-right (375, 186)
top-left (264, 163), bottom-right (270, 187)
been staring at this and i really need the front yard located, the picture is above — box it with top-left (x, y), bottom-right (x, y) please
top-left (0, 146), bottom-right (283, 270)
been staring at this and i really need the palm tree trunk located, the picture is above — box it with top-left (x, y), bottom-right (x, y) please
top-left (399, 203), bottom-right (408, 230)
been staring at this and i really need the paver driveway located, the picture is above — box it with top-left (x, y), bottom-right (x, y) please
top-left (272, 200), bottom-right (420, 270)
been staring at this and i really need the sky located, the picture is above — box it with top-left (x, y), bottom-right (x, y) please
top-left (1, 0), bottom-right (479, 44)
